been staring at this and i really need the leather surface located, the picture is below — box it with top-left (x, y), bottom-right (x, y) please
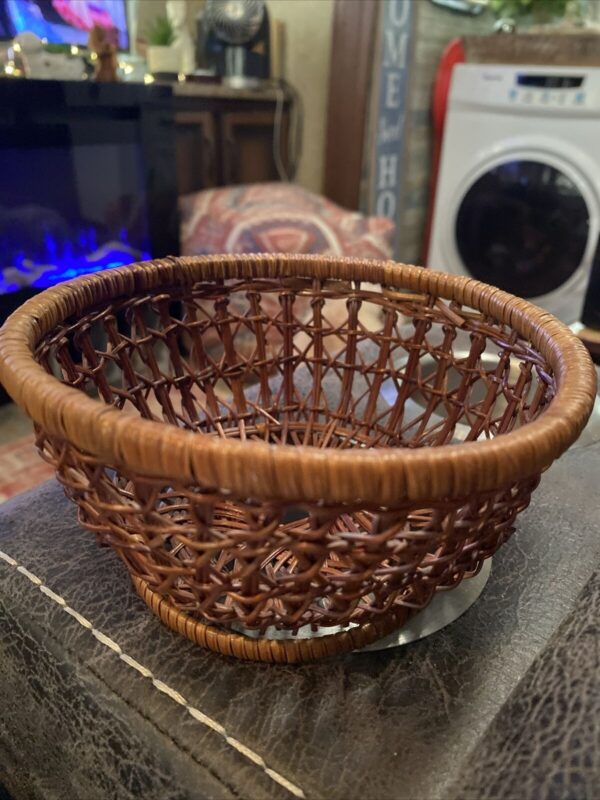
top-left (0, 440), bottom-right (599, 800)
top-left (450, 569), bottom-right (600, 800)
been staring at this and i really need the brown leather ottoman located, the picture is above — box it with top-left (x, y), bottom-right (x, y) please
top-left (0, 440), bottom-right (599, 800)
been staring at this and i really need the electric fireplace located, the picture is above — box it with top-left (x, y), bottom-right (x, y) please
top-left (0, 79), bottom-right (179, 322)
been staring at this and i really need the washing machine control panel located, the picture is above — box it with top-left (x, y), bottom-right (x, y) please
top-left (451, 65), bottom-right (600, 113)
top-left (508, 86), bottom-right (586, 107)
top-left (509, 74), bottom-right (586, 108)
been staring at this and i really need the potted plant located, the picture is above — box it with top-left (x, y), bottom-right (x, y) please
top-left (145, 14), bottom-right (179, 75)
top-left (490, 0), bottom-right (574, 27)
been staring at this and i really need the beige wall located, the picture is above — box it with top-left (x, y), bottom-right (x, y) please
top-left (135, 0), bottom-right (334, 194)
top-left (268, 0), bottom-right (334, 193)
top-left (135, 0), bottom-right (166, 41)
top-left (135, 0), bottom-right (204, 41)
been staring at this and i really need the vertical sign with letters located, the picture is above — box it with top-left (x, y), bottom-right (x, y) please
top-left (371, 0), bottom-right (414, 257)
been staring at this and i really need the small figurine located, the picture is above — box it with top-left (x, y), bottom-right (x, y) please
top-left (88, 25), bottom-right (118, 82)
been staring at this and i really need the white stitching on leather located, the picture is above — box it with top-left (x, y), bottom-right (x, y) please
top-left (0, 549), bottom-right (306, 799)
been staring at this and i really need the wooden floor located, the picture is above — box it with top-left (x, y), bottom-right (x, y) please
top-left (0, 402), bottom-right (34, 444)
top-left (0, 403), bottom-right (54, 503)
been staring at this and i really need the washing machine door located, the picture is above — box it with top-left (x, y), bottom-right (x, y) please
top-left (455, 159), bottom-right (590, 299)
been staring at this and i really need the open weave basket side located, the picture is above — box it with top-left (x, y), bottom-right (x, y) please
top-left (0, 256), bottom-right (595, 661)
top-left (0, 255), bottom-right (594, 505)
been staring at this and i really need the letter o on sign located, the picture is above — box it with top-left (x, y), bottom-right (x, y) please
top-left (376, 190), bottom-right (396, 219)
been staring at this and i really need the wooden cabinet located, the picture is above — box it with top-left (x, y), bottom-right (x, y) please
top-left (221, 110), bottom-right (286, 185)
top-left (175, 111), bottom-right (218, 194)
top-left (173, 84), bottom-right (291, 196)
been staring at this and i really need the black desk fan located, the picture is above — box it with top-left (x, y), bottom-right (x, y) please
top-left (202, 0), bottom-right (270, 88)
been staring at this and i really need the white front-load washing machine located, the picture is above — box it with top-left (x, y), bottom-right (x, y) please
top-left (428, 63), bottom-right (600, 325)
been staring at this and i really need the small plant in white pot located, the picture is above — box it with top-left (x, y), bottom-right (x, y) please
top-left (146, 15), bottom-right (180, 75)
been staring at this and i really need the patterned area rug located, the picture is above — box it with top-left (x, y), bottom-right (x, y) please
top-left (0, 435), bottom-right (54, 503)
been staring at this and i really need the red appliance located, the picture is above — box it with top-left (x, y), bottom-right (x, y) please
top-left (422, 38), bottom-right (465, 264)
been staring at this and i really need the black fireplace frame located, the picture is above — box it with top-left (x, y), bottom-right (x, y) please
top-left (0, 78), bottom-right (179, 324)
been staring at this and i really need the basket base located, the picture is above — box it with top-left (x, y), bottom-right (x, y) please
top-left (231, 559), bottom-right (492, 652)
top-left (132, 561), bottom-right (491, 663)
top-left (359, 558), bottom-right (491, 651)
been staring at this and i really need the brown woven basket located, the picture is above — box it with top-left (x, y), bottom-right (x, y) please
top-left (0, 255), bottom-right (596, 663)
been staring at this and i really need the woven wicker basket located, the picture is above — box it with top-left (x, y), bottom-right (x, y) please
top-left (0, 255), bottom-right (596, 663)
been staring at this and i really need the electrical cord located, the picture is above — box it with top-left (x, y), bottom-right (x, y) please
top-left (269, 77), bottom-right (303, 182)
top-left (273, 81), bottom-right (288, 181)
top-left (286, 78), bottom-right (304, 181)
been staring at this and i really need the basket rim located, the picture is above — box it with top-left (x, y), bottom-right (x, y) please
top-left (0, 254), bottom-right (596, 505)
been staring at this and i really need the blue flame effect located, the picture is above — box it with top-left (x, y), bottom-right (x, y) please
top-left (1, 226), bottom-right (151, 294)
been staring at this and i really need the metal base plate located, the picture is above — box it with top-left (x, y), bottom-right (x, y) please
top-left (231, 560), bottom-right (492, 652)
top-left (358, 559), bottom-right (492, 651)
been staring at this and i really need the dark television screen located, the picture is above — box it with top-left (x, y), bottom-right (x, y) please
top-left (0, 0), bottom-right (129, 50)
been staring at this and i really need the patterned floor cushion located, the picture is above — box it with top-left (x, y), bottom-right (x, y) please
top-left (180, 183), bottom-right (395, 260)
top-left (179, 183), bottom-right (395, 362)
